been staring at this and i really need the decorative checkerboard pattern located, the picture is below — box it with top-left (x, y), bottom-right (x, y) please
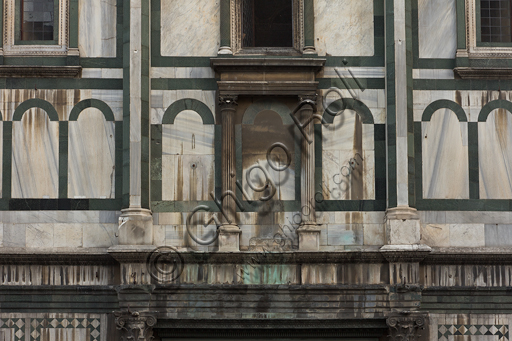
top-left (0, 318), bottom-right (26, 341)
top-left (438, 324), bottom-right (509, 341)
top-left (30, 317), bottom-right (100, 341)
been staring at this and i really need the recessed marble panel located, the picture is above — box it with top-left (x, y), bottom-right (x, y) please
top-left (79, 0), bottom-right (117, 57)
top-left (315, 0), bottom-right (374, 56)
top-left (418, 0), bottom-right (456, 58)
top-left (163, 111), bottom-right (215, 155)
top-left (68, 108), bottom-right (116, 199)
top-left (478, 109), bottom-right (512, 199)
top-left (12, 109), bottom-right (59, 199)
top-left (161, 0), bottom-right (220, 56)
top-left (422, 109), bottom-right (469, 199)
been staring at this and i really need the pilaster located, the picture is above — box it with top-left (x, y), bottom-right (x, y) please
top-left (115, 311), bottom-right (156, 341)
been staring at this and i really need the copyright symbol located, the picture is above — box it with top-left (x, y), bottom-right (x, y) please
top-left (146, 246), bottom-right (184, 283)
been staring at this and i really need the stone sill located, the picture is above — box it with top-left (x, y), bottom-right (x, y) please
top-left (0, 65), bottom-right (82, 78)
top-left (454, 67), bottom-right (512, 79)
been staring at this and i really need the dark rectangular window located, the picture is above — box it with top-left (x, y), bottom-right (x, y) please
top-left (20, 0), bottom-right (55, 41)
top-left (242, 0), bottom-right (293, 48)
top-left (481, 0), bottom-right (512, 42)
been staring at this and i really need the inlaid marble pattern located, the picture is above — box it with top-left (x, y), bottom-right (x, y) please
top-left (422, 109), bottom-right (469, 199)
top-left (314, 0), bottom-right (374, 56)
top-left (68, 108), bottom-right (116, 199)
top-left (321, 110), bottom-right (375, 200)
top-left (418, 0), bottom-right (457, 58)
top-left (479, 109), bottom-right (512, 199)
top-left (151, 90), bottom-right (216, 125)
top-left (12, 109), bottom-right (59, 199)
top-left (161, 0), bottom-right (220, 56)
top-left (162, 111), bottom-right (215, 201)
top-left (79, 0), bottom-right (117, 57)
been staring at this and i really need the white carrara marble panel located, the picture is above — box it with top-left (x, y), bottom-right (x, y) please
top-left (418, 0), bottom-right (457, 58)
top-left (12, 109), bottom-right (59, 198)
top-left (422, 109), bottom-right (469, 199)
top-left (79, 0), bottom-right (117, 57)
top-left (161, 0), bottom-right (220, 56)
top-left (315, 0), bottom-right (374, 56)
top-left (68, 108), bottom-right (116, 199)
top-left (479, 109), bottom-right (512, 199)
top-left (162, 111), bottom-right (215, 201)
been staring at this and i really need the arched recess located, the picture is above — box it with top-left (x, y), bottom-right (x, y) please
top-left (162, 106), bottom-right (215, 201)
top-left (478, 104), bottom-right (512, 199)
top-left (162, 98), bottom-right (214, 125)
top-left (242, 99), bottom-right (296, 201)
top-left (68, 99), bottom-right (116, 198)
top-left (421, 106), bottom-right (469, 199)
top-left (321, 98), bottom-right (375, 200)
top-left (12, 103), bottom-right (59, 198)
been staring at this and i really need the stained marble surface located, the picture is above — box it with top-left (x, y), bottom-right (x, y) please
top-left (12, 109), bottom-right (59, 199)
top-left (151, 90), bottom-right (216, 125)
top-left (162, 111), bottom-right (215, 201)
top-left (321, 111), bottom-right (375, 200)
top-left (68, 108), bottom-right (116, 199)
top-left (161, 0), bottom-right (220, 56)
top-left (418, 0), bottom-right (456, 58)
top-left (314, 0), bottom-right (374, 56)
top-left (478, 109), bottom-right (512, 199)
top-left (79, 0), bottom-right (117, 57)
top-left (422, 109), bottom-right (469, 199)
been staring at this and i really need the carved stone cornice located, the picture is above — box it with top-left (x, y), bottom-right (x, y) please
top-left (0, 249), bottom-right (116, 265)
top-left (386, 313), bottom-right (426, 341)
top-left (454, 67), bottom-right (512, 79)
top-left (380, 245), bottom-right (432, 263)
top-left (115, 311), bottom-right (157, 341)
top-left (0, 66), bottom-right (82, 78)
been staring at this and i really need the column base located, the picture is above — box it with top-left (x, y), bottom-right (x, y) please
top-left (117, 207), bottom-right (153, 245)
top-left (218, 46), bottom-right (233, 55)
top-left (303, 46), bottom-right (317, 54)
top-left (219, 224), bottom-right (241, 251)
top-left (385, 206), bottom-right (420, 245)
top-left (297, 224), bottom-right (321, 251)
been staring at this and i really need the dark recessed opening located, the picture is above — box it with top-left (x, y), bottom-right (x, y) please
top-left (481, 0), bottom-right (512, 42)
top-left (20, 0), bottom-right (54, 41)
top-left (242, 0), bottom-right (293, 48)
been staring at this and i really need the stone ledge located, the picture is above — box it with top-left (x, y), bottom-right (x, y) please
top-left (0, 65), bottom-right (82, 78)
top-left (454, 67), bottom-right (512, 79)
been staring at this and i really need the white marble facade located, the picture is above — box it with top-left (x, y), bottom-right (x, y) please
top-left (68, 108), bottom-right (116, 199)
top-left (418, 0), bottom-right (457, 59)
top-left (322, 110), bottom-right (375, 200)
top-left (79, 0), bottom-right (117, 58)
top-left (314, 0), bottom-right (374, 56)
top-left (161, 0), bottom-right (220, 56)
top-left (162, 110), bottom-right (215, 201)
top-left (422, 109), bottom-right (469, 199)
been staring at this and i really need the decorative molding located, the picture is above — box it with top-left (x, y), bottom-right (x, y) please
top-left (386, 313), bottom-right (426, 341)
top-left (0, 250), bottom-right (116, 265)
top-left (3, 0), bottom-right (71, 56)
top-left (454, 67), bottom-right (512, 79)
top-left (0, 65), bottom-right (81, 78)
top-left (230, 0), bottom-right (304, 55)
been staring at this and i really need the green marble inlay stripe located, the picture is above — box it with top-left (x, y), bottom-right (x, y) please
top-left (115, 121), bottom-right (123, 199)
top-left (468, 122), bottom-right (479, 200)
top-left (2, 122), bottom-right (12, 199)
top-left (122, 0), bottom-right (131, 208)
top-left (220, 0), bottom-right (230, 48)
top-left (421, 99), bottom-right (467, 122)
top-left (69, 99), bottom-right (115, 121)
top-left (59, 121), bottom-right (68, 198)
top-left (322, 98), bottom-right (374, 124)
top-left (13, 98), bottom-right (59, 121)
top-left (162, 98), bottom-right (214, 124)
top-left (478, 99), bottom-right (512, 122)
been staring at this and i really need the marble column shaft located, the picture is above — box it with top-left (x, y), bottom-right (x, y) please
top-left (299, 99), bottom-right (317, 225)
top-left (220, 96), bottom-right (238, 226)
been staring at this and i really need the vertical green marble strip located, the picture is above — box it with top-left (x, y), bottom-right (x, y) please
top-left (122, 0), bottom-right (131, 208)
top-left (314, 124), bottom-right (322, 195)
top-left (69, 0), bottom-right (79, 48)
top-left (303, 0), bottom-right (315, 48)
top-left (58, 121), bottom-right (68, 198)
top-left (468, 122), bottom-right (480, 199)
top-left (220, 0), bottom-right (231, 48)
top-left (235, 124), bottom-right (243, 203)
top-left (374, 124), bottom-right (387, 201)
top-left (2, 122), bottom-right (12, 199)
top-left (150, 124), bottom-right (162, 202)
top-left (115, 121), bottom-right (123, 199)
top-left (140, 0), bottom-right (151, 209)
top-left (215, 125), bottom-right (222, 199)
top-left (456, 0), bottom-right (466, 50)
top-left (386, 0), bottom-right (397, 208)
top-left (406, 0), bottom-right (416, 207)
top-left (414, 122), bottom-right (423, 203)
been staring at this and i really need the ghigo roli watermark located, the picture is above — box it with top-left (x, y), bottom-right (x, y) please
top-left (147, 65), bottom-right (368, 283)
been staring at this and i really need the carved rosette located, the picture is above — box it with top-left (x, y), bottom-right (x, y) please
top-left (116, 313), bottom-right (157, 341)
top-left (386, 314), bottom-right (425, 341)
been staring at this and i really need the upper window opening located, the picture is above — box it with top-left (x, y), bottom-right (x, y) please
top-left (242, 0), bottom-right (293, 48)
top-left (481, 0), bottom-right (512, 42)
top-left (20, 0), bottom-right (55, 41)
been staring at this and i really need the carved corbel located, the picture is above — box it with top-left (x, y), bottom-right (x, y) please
top-left (386, 313), bottom-right (426, 341)
top-left (115, 311), bottom-right (157, 341)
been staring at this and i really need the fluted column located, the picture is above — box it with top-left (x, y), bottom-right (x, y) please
top-left (296, 95), bottom-right (321, 250)
top-left (218, 95), bottom-right (241, 251)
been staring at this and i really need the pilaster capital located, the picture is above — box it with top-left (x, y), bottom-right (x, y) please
top-left (218, 95), bottom-right (239, 109)
top-left (386, 313), bottom-right (426, 341)
top-left (115, 311), bottom-right (157, 341)
top-left (298, 94), bottom-right (318, 104)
